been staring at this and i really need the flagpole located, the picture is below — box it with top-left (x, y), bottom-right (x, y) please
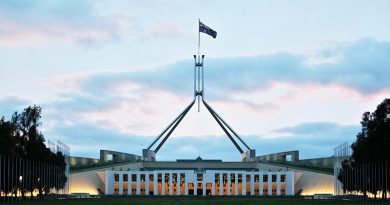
top-left (198, 18), bottom-right (201, 112)
top-left (198, 18), bottom-right (200, 58)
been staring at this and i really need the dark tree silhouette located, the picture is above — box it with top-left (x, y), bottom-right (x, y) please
top-left (0, 105), bottom-right (67, 199)
top-left (338, 98), bottom-right (390, 200)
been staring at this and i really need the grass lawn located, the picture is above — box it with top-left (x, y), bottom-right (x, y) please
top-left (1, 197), bottom-right (384, 205)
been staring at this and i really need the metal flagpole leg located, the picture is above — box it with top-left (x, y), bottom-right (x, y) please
top-left (202, 98), bottom-right (244, 154)
top-left (154, 99), bottom-right (196, 153)
top-left (147, 98), bottom-right (196, 150)
top-left (203, 99), bottom-right (251, 150)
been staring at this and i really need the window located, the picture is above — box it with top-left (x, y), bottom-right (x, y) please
top-left (238, 174), bottom-right (242, 183)
top-left (246, 175), bottom-right (251, 182)
top-left (223, 174), bottom-right (228, 184)
top-left (123, 174), bottom-right (128, 182)
top-left (197, 173), bottom-right (203, 181)
top-left (263, 175), bottom-right (268, 182)
top-left (172, 173), bottom-right (177, 182)
top-left (158, 174), bottom-right (162, 182)
top-left (272, 175), bottom-right (277, 182)
top-left (140, 174), bottom-right (145, 182)
top-left (281, 174), bottom-right (286, 182)
top-left (254, 174), bottom-right (259, 182)
top-left (230, 174), bottom-right (235, 182)
top-left (180, 173), bottom-right (185, 182)
top-left (132, 174), bottom-right (137, 181)
top-left (149, 174), bottom-right (154, 182)
top-left (114, 174), bottom-right (119, 182)
top-left (165, 174), bottom-right (170, 182)
top-left (215, 173), bottom-right (220, 182)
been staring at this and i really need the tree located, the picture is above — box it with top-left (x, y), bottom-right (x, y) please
top-left (0, 105), bottom-right (67, 199)
top-left (338, 98), bottom-right (390, 200)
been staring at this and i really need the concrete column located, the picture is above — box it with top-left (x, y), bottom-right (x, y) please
top-left (219, 172), bottom-right (223, 196)
top-left (169, 173), bottom-right (173, 196)
top-left (176, 173), bottom-right (180, 195)
top-left (184, 175), bottom-right (188, 195)
top-left (105, 171), bottom-right (114, 195)
top-left (276, 173), bottom-right (281, 196)
top-left (287, 171), bottom-right (294, 195)
top-left (136, 173), bottom-right (140, 195)
top-left (153, 172), bottom-right (158, 196)
top-left (129, 173), bottom-right (133, 195)
top-left (211, 172), bottom-right (215, 195)
top-left (227, 173), bottom-right (231, 196)
top-left (161, 172), bottom-right (165, 195)
top-left (234, 173), bottom-right (238, 196)
top-left (126, 173), bottom-right (130, 195)
top-left (267, 174), bottom-right (272, 196)
top-left (202, 181), bottom-right (206, 196)
top-left (259, 173), bottom-right (263, 196)
top-left (242, 174), bottom-right (246, 195)
top-left (250, 173), bottom-right (254, 196)
top-left (194, 181), bottom-right (197, 196)
top-left (118, 172), bottom-right (123, 195)
top-left (145, 173), bottom-right (150, 195)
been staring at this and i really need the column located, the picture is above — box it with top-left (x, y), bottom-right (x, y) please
top-left (259, 174), bottom-right (263, 196)
top-left (219, 172), bottom-right (223, 196)
top-left (287, 171), bottom-right (294, 195)
top-left (250, 173), bottom-right (254, 196)
top-left (234, 173), bottom-right (238, 196)
top-left (136, 173), bottom-right (141, 195)
top-left (153, 172), bottom-right (158, 196)
top-left (194, 179), bottom-right (197, 196)
top-left (169, 173), bottom-right (173, 195)
top-left (184, 174), bottom-right (188, 195)
top-left (227, 173), bottom-right (231, 196)
top-left (105, 171), bottom-right (114, 195)
top-left (242, 174), bottom-right (246, 195)
top-left (129, 172), bottom-right (133, 195)
top-left (211, 174), bottom-right (215, 196)
top-left (202, 181), bottom-right (206, 196)
top-left (276, 173), bottom-right (281, 196)
top-left (161, 172), bottom-right (165, 195)
top-left (145, 173), bottom-right (150, 195)
top-left (267, 174), bottom-right (272, 196)
top-left (177, 172), bottom-right (180, 195)
top-left (118, 173), bottom-right (123, 195)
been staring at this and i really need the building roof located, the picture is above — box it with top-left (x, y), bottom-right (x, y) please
top-left (140, 161), bottom-right (258, 171)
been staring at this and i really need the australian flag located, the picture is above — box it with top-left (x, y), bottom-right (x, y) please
top-left (199, 21), bottom-right (217, 38)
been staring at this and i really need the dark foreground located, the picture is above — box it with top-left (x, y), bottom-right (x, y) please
top-left (2, 197), bottom-right (387, 205)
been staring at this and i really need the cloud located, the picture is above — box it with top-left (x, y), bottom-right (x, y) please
top-left (273, 122), bottom-right (360, 139)
top-left (43, 119), bottom-right (360, 160)
top-left (44, 122), bottom-right (148, 158)
top-left (57, 38), bottom-right (390, 100)
top-left (145, 22), bottom-right (183, 38)
top-left (2, 38), bottom-right (386, 160)
top-left (0, 0), bottom-right (125, 47)
top-left (248, 122), bottom-right (360, 159)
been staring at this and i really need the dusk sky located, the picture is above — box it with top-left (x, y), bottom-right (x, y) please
top-left (1, 0), bottom-right (389, 161)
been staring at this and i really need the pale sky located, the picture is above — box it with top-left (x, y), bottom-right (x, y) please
top-left (1, 0), bottom-right (389, 161)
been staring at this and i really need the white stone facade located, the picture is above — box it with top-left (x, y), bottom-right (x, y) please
top-left (105, 170), bottom-right (294, 196)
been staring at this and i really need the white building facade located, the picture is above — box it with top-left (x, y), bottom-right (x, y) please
top-left (105, 170), bottom-right (294, 196)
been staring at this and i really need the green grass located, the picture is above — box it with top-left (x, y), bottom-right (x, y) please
top-left (264, 162), bottom-right (334, 175)
top-left (2, 197), bottom-right (383, 205)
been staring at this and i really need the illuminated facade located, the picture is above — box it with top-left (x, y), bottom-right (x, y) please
top-left (105, 170), bottom-right (293, 196)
